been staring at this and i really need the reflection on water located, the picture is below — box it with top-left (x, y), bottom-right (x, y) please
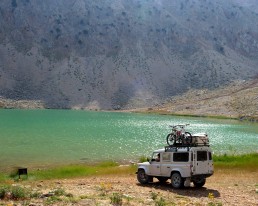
top-left (0, 110), bottom-right (257, 170)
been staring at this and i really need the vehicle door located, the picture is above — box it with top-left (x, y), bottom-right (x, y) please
top-left (173, 152), bottom-right (191, 177)
top-left (149, 152), bottom-right (161, 176)
top-left (160, 152), bottom-right (171, 176)
top-left (193, 150), bottom-right (209, 174)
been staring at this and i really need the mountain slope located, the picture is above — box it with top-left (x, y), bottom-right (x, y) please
top-left (141, 78), bottom-right (258, 120)
top-left (0, 0), bottom-right (258, 109)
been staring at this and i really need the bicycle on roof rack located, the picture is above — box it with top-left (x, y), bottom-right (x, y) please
top-left (166, 124), bottom-right (192, 146)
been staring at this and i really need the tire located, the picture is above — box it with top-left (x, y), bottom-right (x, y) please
top-left (171, 173), bottom-right (184, 189)
top-left (157, 177), bottom-right (169, 183)
top-left (137, 169), bottom-right (150, 184)
top-left (193, 178), bottom-right (206, 188)
top-left (183, 132), bottom-right (192, 145)
top-left (166, 133), bottom-right (176, 146)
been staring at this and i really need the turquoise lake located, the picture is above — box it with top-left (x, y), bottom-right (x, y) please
top-left (0, 109), bottom-right (257, 171)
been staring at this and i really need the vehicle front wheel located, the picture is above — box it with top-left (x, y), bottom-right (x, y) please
top-left (193, 178), bottom-right (206, 188)
top-left (171, 173), bottom-right (184, 189)
top-left (137, 169), bottom-right (150, 184)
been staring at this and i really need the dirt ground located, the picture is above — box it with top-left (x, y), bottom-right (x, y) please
top-left (3, 168), bottom-right (257, 206)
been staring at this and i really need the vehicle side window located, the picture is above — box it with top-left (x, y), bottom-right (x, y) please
top-left (197, 151), bottom-right (207, 161)
top-left (173, 152), bottom-right (189, 162)
top-left (162, 153), bottom-right (171, 162)
top-left (152, 153), bottom-right (160, 162)
top-left (208, 152), bottom-right (212, 160)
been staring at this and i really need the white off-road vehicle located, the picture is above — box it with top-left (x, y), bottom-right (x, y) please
top-left (136, 133), bottom-right (214, 188)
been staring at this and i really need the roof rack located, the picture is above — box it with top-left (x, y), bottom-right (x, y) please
top-left (165, 134), bottom-right (210, 152)
top-left (165, 143), bottom-right (210, 152)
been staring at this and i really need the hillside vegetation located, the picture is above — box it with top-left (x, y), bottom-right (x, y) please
top-left (0, 0), bottom-right (258, 109)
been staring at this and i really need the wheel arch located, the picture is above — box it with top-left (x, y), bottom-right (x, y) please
top-left (137, 166), bottom-right (149, 175)
top-left (170, 168), bottom-right (190, 178)
top-left (170, 169), bottom-right (181, 177)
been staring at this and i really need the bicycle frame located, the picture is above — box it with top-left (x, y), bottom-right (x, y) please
top-left (167, 124), bottom-right (191, 146)
top-left (170, 124), bottom-right (189, 137)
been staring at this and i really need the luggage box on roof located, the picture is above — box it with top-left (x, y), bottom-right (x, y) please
top-left (191, 133), bottom-right (209, 146)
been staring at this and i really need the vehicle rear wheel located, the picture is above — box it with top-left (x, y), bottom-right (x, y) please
top-left (166, 134), bottom-right (176, 146)
top-left (137, 169), bottom-right (150, 184)
top-left (193, 178), bottom-right (206, 188)
top-left (157, 177), bottom-right (169, 183)
top-left (171, 173), bottom-right (184, 189)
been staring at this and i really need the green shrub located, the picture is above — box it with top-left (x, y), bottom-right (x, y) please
top-left (30, 191), bottom-right (42, 198)
top-left (110, 192), bottom-right (123, 206)
top-left (150, 192), bottom-right (158, 200)
top-left (139, 156), bottom-right (148, 163)
top-left (11, 186), bottom-right (28, 200)
top-left (0, 185), bottom-right (8, 199)
top-left (155, 197), bottom-right (166, 206)
top-left (0, 185), bottom-right (29, 200)
top-left (45, 195), bottom-right (62, 205)
top-left (53, 188), bottom-right (66, 196)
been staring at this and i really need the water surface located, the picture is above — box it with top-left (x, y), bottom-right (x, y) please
top-left (0, 109), bottom-right (257, 170)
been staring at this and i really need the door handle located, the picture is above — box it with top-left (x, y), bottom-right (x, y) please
top-left (167, 167), bottom-right (170, 168)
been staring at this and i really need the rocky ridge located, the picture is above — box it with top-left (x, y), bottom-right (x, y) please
top-left (141, 78), bottom-right (258, 120)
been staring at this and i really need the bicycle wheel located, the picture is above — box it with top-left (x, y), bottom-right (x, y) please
top-left (183, 132), bottom-right (192, 145)
top-left (166, 133), bottom-right (176, 146)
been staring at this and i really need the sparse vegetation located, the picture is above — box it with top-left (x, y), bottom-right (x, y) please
top-left (0, 154), bottom-right (256, 184)
top-left (155, 197), bottom-right (166, 206)
top-left (53, 188), bottom-right (66, 196)
top-left (98, 182), bottom-right (112, 196)
top-left (150, 192), bottom-right (158, 200)
top-left (0, 185), bottom-right (29, 200)
top-left (213, 153), bottom-right (258, 170)
top-left (23, 161), bottom-right (134, 181)
top-left (139, 156), bottom-right (148, 163)
top-left (110, 192), bottom-right (123, 206)
top-left (0, 163), bottom-right (256, 205)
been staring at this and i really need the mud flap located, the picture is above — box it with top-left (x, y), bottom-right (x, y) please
top-left (184, 177), bottom-right (191, 187)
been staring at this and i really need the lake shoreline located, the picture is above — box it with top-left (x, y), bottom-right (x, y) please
top-left (2, 106), bottom-right (256, 122)
top-left (122, 107), bottom-right (258, 122)
top-left (1, 153), bottom-right (257, 177)
top-left (1, 98), bottom-right (257, 122)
